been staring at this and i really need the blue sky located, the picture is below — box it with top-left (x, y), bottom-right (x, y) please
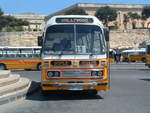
top-left (0, 0), bottom-right (150, 15)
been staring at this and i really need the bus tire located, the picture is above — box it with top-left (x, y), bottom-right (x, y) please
top-left (0, 64), bottom-right (6, 70)
top-left (37, 63), bottom-right (42, 71)
top-left (124, 58), bottom-right (129, 62)
top-left (141, 58), bottom-right (146, 63)
top-left (130, 60), bottom-right (134, 62)
top-left (41, 90), bottom-right (48, 96)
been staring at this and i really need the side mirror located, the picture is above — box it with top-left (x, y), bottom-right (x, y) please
top-left (38, 36), bottom-right (43, 46)
top-left (104, 28), bottom-right (110, 59)
top-left (104, 28), bottom-right (109, 42)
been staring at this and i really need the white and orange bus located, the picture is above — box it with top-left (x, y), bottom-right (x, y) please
top-left (40, 15), bottom-right (110, 95)
top-left (121, 49), bottom-right (146, 62)
top-left (145, 42), bottom-right (150, 68)
top-left (0, 46), bottom-right (42, 70)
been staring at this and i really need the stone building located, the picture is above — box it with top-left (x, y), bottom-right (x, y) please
top-left (45, 3), bottom-right (150, 30)
top-left (10, 13), bottom-right (46, 31)
top-left (1, 3), bottom-right (150, 49)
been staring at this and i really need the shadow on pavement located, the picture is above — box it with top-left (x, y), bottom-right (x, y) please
top-left (26, 81), bottom-right (41, 96)
top-left (140, 79), bottom-right (150, 82)
top-left (26, 90), bottom-right (103, 101)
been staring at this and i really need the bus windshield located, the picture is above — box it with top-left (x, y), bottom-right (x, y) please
top-left (43, 25), bottom-right (106, 55)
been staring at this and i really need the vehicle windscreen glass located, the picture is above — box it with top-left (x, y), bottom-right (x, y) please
top-left (43, 25), bottom-right (106, 55)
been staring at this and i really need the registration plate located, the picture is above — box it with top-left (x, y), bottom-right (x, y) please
top-left (69, 86), bottom-right (83, 90)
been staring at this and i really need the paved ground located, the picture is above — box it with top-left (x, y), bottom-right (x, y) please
top-left (0, 64), bottom-right (150, 113)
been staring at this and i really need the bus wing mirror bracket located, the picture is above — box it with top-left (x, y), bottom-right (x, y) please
top-left (38, 36), bottom-right (43, 46)
top-left (104, 27), bottom-right (110, 59)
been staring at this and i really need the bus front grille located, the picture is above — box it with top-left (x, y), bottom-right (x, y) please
top-left (63, 70), bottom-right (91, 77)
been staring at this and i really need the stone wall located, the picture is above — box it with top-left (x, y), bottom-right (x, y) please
top-left (0, 30), bottom-right (150, 49)
top-left (110, 29), bottom-right (150, 49)
top-left (0, 32), bottom-right (42, 47)
top-left (46, 3), bottom-right (150, 30)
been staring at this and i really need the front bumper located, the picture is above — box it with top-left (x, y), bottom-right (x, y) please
top-left (41, 81), bottom-right (108, 91)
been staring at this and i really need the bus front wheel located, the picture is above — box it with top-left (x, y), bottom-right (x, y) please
top-left (124, 58), bottom-right (129, 62)
top-left (37, 63), bottom-right (42, 71)
top-left (0, 64), bottom-right (6, 70)
top-left (141, 58), bottom-right (146, 63)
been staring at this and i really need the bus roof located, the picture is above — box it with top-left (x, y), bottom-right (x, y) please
top-left (46, 15), bottom-right (104, 28)
top-left (121, 49), bottom-right (146, 53)
top-left (0, 46), bottom-right (41, 49)
top-left (146, 42), bottom-right (150, 45)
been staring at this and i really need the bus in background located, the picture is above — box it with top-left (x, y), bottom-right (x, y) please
top-left (121, 49), bottom-right (146, 62)
top-left (40, 15), bottom-right (110, 95)
top-left (145, 42), bottom-right (150, 68)
top-left (0, 46), bottom-right (42, 70)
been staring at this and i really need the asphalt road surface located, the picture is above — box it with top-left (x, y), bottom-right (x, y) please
top-left (0, 63), bottom-right (150, 113)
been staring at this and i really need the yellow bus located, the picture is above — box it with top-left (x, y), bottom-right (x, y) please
top-left (145, 43), bottom-right (150, 68)
top-left (0, 46), bottom-right (42, 70)
top-left (40, 15), bottom-right (110, 95)
top-left (121, 49), bottom-right (146, 62)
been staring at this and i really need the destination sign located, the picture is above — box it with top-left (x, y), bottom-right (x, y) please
top-left (56, 18), bottom-right (93, 23)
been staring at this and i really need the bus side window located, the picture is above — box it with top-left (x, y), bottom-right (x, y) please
top-left (16, 54), bottom-right (21, 57)
top-left (9, 54), bottom-right (15, 58)
top-left (22, 54), bottom-right (26, 57)
top-left (28, 54), bottom-right (32, 58)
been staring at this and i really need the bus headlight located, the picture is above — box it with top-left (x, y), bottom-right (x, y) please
top-left (47, 71), bottom-right (60, 77)
top-left (91, 71), bottom-right (103, 76)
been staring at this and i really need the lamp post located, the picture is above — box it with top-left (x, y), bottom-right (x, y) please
top-left (118, 12), bottom-right (121, 27)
